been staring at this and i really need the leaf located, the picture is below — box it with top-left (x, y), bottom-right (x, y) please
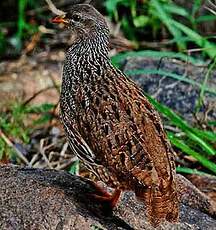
top-left (133, 15), bottom-right (149, 27)
top-left (196, 15), bottom-right (216, 23)
top-left (104, 0), bottom-right (119, 15)
top-left (69, 160), bottom-right (79, 175)
top-left (27, 103), bottom-right (55, 113)
top-left (172, 20), bottom-right (216, 58)
top-left (33, 114), bottom-right (53, 125)
top-left (196, 56), bottom-right (216, 112)
top-left (0, 139), bottom-right (6, 160)
top-left (208, 121), bottom-right (216, 127)
top-left (121, 16), bottom-right (136, 40)
top-left (163, 4), bottom-right (189, 17)
top-left (184, 130), bottom-right (215, 156)
top-left (190, 128), bottom-right (216, 142)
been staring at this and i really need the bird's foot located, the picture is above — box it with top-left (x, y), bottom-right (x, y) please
top-left (91, 188), bottom-right (122, 209)
top-left (88, 181), bottom-right (121, 209)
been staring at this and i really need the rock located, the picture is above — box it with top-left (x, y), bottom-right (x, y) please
top-left (0, 53), bottom-right (62, 111)
top-left (123, 57), bottom-right (216, 122)
top-left (0, 165), bottom-right (215, 230)
top-left (186, 174), bottom-right (216, 203)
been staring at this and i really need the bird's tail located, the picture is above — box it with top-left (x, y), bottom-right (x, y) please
top-left (135, 181), bottom-right (179, 227)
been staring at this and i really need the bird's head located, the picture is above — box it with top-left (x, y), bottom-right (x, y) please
top-left (52, 4), bottom-right (109, 41)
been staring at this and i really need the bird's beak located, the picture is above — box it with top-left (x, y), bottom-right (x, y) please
top-left (51, 15), bottom-right (69, 24)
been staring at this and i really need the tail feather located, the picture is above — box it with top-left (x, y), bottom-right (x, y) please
top-left (135, 182), bottom-right (179, 227)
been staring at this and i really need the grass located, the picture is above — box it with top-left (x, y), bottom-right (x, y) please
top-left (144, 94), bottom-right (216, 175)
top-left (125, 68), bottom-right (216, 96)
top-left (0, 102), bottom-right (55, 162)
top-left (176, 166), bottom-right (214, 176)
top-left (0, 0), bottom-right (40, 57)
top-left (2, 0), bottom-right (216, 57)
top-left (169, 134), bottom-right (216, 174)
top-left (111, 50), bottom-right (206, 67)
top-left (69, 160), bottom-right (80, 175)
top-left (105, 0), bottom-right (216, 57)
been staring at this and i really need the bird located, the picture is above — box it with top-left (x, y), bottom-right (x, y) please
top-left (52, 3), bottom-right (179, 227)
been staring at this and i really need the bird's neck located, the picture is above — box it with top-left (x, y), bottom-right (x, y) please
top-left (62, 34), bottom-right (111, 93)
top-left (66, 34), bottom-right (110, 65)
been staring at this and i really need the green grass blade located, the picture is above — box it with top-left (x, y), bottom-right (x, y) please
top-left (208, 121), bottom-right (216, 127)
top-left (151, 0), bottom-right (185, 49)
top-left (125, 68), bottom-right (216, 96)
top-left (172, 20), bottom-right (216, 58)
top-left (111, 50), bottom-right (205, 67)
top-left (163, 4), bottom-right (189, 17)
top-left (190, 128), bottom-right (216, 142)
top-left (184, 130), bottom-right (215, 156)
top-left (176, 166), bottom-right (213, 176)
top-left (196, 57), bottom-right (216, 112)
top-left (69, 160), bottom-right (79, 175)
top-left (168, 134), bottom-right (216, 174)
top-left (145, 95), bottom-right (215, 156)
top-left (196, 15), bottom-right (216, 23)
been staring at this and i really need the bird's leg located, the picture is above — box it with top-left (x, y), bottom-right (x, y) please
top-left (92, 188), bottom-right (122, 209)
top-left (88, 181), bottom-right (121, 209)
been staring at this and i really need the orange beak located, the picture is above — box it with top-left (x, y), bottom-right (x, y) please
top-left (51, 15), bottom-right (69, 24)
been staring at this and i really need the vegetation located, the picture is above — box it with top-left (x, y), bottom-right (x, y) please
top-left (0, 0), bottom-right (41, 56)
top-left (105, 0), bottom-right (216, 57)
top-left (0, 102), bottom-right (55, 162)
top-left (0, 0), bottom-right (215, 176)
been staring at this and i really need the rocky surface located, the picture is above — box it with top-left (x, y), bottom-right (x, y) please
top-left (0, 52), bottom-right (62, 109)
top-left (123, 56), bottom-right (216, 122)
top-left (0, 165), bottom-right (216, 230)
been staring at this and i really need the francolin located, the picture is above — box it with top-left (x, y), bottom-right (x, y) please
top-left (52, 3), bottom-right (179, 227)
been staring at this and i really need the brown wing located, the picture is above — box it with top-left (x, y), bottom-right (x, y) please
top-left (74, 68), bottom-right (173, 179)
top-left (70, 66), bottom-right (178, 226)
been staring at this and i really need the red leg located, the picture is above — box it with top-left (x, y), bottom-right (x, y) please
top-left (88, 181), bottom-right (121, 208)
top-left (89, 180), bottom-right (111, 197)
top-left (92, 189), bottom-right (121, 209)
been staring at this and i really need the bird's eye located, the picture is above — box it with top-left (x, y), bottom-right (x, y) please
top-left (72, 14), bottom-right (81, 21)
